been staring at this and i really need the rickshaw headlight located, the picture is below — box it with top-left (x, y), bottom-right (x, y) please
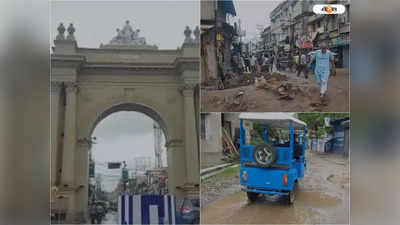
top-left (242, 170), bottom-right (247, 182)
top-left (283, 174), bottom-right (288, 186)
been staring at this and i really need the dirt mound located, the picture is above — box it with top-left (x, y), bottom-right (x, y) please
top-left (256, 78), bottom-right (297, 101)
top-left (224, 90), bottom-right (248, 111)
top-left (266, 72), bottom-right (289, 81)
top-left (254, 72), bottom-right (319, 102)
top-left (222, 73), bottom-right (254, 89)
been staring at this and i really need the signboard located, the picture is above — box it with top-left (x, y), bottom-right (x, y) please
top-left (325, 117), bottom-right (331, 127)
top-left (89, 161), bottom-right (95, 178)
top-left (297, 41), bottom-right (313, 49)
top-left (122, 168), bottom-right (129, 181)
top-left (108, 162), bottom-right (121, 169)
top-left (216, 33), bottom-right (223, 41)
top-left (330, 33), bottom-right (350, 47)
top-left (283, 44), bottom-right (290, 52)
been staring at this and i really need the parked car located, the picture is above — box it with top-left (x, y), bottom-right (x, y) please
top-left (239, 113), bottom-right (307, 204)
top-left (175, 197), bottom-right (200, 224)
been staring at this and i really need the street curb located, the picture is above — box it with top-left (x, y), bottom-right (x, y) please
top-left (201, 164), bottom-right (239, 180)
top-left (200, 163), bottom-right (232, 176)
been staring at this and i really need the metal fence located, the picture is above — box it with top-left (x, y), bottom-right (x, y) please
top-left (118, 195), bottom-right (175, 225)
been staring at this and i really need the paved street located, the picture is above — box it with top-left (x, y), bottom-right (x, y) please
top-left (201, 151), bottom-right (349, 224)
top-left (101, 211), bottom-right (118, 224)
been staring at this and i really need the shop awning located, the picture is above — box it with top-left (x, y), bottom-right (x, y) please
top-left (218, 0), bottom-right (237, 16)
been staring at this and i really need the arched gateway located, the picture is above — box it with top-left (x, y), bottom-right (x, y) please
top-left (51, 22), bottom-right (200, 223)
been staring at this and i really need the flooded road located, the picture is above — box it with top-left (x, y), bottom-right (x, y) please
top-left (201, 151), bottom-right (349, 224)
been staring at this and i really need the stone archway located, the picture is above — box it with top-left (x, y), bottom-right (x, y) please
top-left (51, 22), bottom-right (200, 223)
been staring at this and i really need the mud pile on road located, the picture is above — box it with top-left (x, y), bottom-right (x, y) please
top-left (254, 72), bottom-right (314, 101)
top-left (203, 89), bottom-right (248, 111)
top-left (222, 73), bottom-right (255, 89)
top-left (265, 72), bottom-right (289, 81)
top-left (224, 90), bottom-right (248, 111)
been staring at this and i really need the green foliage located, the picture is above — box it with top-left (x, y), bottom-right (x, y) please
top-left (297, 113), bottom-right (349, 138)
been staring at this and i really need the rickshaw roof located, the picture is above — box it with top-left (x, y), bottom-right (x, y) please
top-left (239, 113), bottom-right (307, 129)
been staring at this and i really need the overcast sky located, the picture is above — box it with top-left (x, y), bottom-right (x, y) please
top-left (92, 112), bottom-right (166, 192)
top-left (233, 0), bottom-right (283, 41)
top-left (51, 1), bottom-right (200, 49)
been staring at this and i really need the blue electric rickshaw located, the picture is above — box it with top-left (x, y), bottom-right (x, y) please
top-left (239, 113), bottom-right (307, 204)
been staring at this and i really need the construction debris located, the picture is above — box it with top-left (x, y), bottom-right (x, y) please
top-left (253, 72), bottom-right (313, 101)
top-left (223, 90), bottom-right (248, 111)
top-left (221, 128), bottom-right (239, 163)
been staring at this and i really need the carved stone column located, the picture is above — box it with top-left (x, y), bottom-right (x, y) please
top-left (181, 84), bottom-right (200, 184)
top-left (165, 139), bottom-right (186, 197)
top-left (51, 82), bottom-right (62, 186)
top-left (74, 140), bottom-right (91, 223)
top-left (61, 82), bottom-right (78, 187)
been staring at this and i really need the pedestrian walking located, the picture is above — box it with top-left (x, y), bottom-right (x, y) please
top-left (239, 56), bottom-right (245, 74)
top-left (271, 54), bottom-right (278, 72)
top-left (90, 204), bottom-right (97, 224)
top-left (297, 50), bottom-right (309, 79)
top-left (292, 53), bottom-right (299, 73)
top-left (95, 204), bottom-right (105, 224)
top-left (250, 55), bottom-right (257, 74)
top-left (262, 54), bottom-right (269, 72)
top-left (309, 42), bottom-right (335, 99)
top-left (269, 55), bottom-right (274, 72)
top-left (244, 56), bottom-right (250, 73)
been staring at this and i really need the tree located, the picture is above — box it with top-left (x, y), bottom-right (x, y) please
top-left (297, 113), bottom-right (349, 138)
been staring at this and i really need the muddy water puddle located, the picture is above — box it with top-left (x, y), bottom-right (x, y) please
top-left (201, 190), bottom-right (342, 224)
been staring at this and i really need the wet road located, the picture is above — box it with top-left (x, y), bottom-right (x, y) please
top-left (101, 211), bottom-right (118, 224)
top-left (201, 151), bottom-right (349, 224)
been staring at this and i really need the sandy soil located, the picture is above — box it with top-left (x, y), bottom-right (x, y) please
top-left (201, 68), bottom-right (349, 112)
top-left (200, 151), bottom-right (349, 224)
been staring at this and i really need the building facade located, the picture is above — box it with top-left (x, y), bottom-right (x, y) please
top-left (200, 112), bottom-right (242, 169)
top-left (200, 113), bottom-right (223, 168)
top-left (201, 0), bottom-right (237, 82)
top-left (263, 0), bottom-right (350, 68)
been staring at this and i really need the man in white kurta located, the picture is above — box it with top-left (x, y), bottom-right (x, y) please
top-left (310, 42), bottom-right (335, 99)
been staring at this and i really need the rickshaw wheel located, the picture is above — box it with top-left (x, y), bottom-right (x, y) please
top-left (287, 183), bottom-right (296, 204)
top-left (287, 190), bottom-right (295, 204)
top-left (247, 192), bottom-right (259, 202)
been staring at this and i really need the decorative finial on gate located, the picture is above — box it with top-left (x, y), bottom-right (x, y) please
top-left (56, 23), bottom-right (66, 40)
top-left (184, 26), bottom-right (193, 43)
top-left (66, 23), bottom-right (76, 40)
top-left (193, 26), bottom-right (200, 43)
